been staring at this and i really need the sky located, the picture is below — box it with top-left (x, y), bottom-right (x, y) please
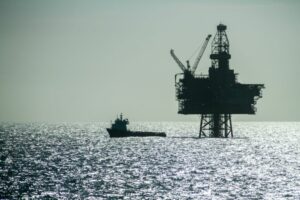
top-left (0, 0), bottom-right (300, 122)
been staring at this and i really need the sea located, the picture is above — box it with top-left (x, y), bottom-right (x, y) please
top-left (0, 122), bottom-right (299, 199)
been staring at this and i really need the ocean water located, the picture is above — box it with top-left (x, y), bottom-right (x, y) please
top-left (0, 122), bottom-right (299, 199)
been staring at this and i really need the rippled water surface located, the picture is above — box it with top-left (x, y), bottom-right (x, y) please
top-left (0, 122), bottom-right (300, 199)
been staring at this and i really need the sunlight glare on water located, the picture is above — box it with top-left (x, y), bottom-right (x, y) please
top-left (0, 122), bottom-right (299, 199)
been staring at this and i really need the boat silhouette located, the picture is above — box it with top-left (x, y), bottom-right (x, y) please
top-left (107, 114), bottom-right (166, 138)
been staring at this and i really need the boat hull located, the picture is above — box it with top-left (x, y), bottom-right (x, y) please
top-left (106, 128), bottom-right (166, 138)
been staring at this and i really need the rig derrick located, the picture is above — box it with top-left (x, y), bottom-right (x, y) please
top-left (171, 24), bottom-right (264, 138)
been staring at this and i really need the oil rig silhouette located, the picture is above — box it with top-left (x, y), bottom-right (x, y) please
top-left (170, 24), bottom-right (264, 138)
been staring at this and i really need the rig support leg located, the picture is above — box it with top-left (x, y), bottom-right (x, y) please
top-left (199, 115), bottom-right (203, 138)
top-left (199, 114), bottom-right (208, 138)
top-left (199, 114), bottom-right (233, 138)
top-left (229, 115), bottom-right (233, 138)
top-left (224, 114), bottom-right (233, 138)
top-left (211, 114), bottom-right (222, 137)
top-left (225, 114), bottom-right (228, 138)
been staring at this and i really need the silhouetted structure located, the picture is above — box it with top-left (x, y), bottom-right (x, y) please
top-left (107, 114), bottom-right (166, 137)
top-left (171, 24), bottom-right (264, 138)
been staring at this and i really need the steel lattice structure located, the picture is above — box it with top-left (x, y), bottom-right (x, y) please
top-left (171, 24), bottom-right (264, 138)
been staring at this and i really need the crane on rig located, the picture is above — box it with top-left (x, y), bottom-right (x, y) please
top-left (170, 34), bottom-right (211, 76)
top-left (170, 24), bottom-right (264, 138)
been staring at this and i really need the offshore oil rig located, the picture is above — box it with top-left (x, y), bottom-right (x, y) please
top-left (170, 24), bottom-right (264, 138)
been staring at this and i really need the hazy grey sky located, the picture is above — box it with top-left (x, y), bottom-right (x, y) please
top-left (0, 0), bottom-right (299, 122)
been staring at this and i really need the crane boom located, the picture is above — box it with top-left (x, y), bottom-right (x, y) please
top-left (191, 34), bottom-right (212, 74)
top-left (170, 49), bottom-right (186, 72)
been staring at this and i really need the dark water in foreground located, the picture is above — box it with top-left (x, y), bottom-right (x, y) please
top-left (0, 122), bottom-right (299, 199)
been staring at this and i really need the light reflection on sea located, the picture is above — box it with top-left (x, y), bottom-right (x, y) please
top-left (0, 122), bottom-right (299, 199)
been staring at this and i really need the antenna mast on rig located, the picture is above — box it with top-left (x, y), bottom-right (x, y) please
top-left (170, 24), bottom-right (264, 138)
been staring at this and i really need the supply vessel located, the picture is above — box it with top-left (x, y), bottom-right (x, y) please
top-left (107, 114), bottom-right (166, 137)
